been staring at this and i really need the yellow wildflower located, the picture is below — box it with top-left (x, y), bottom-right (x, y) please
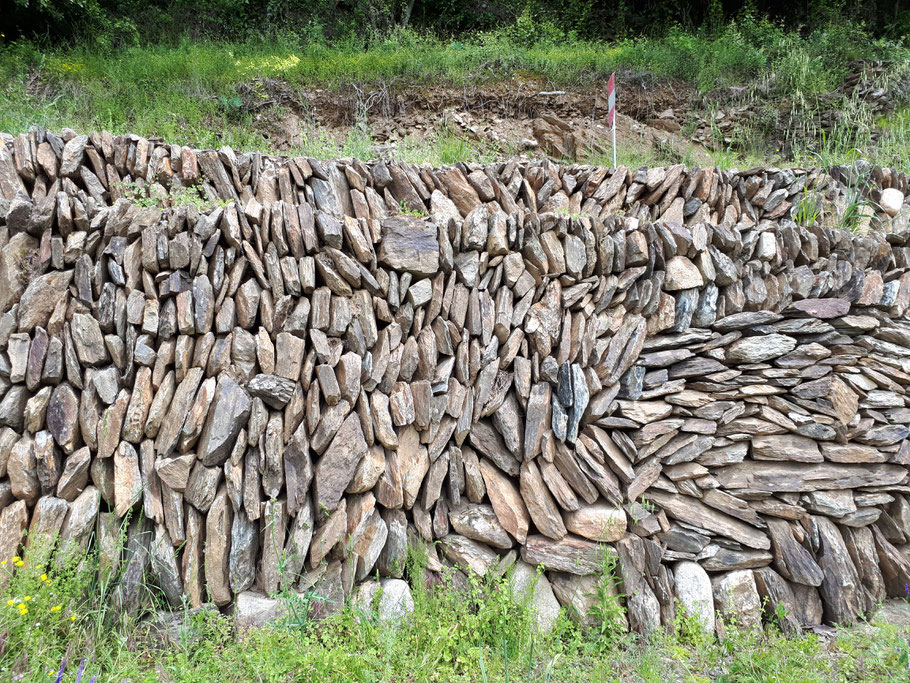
top-left (6, 599), bottom-right (13, 606)
top-left (17, 603), bottom-right (25, 609)
top-left (1, 560), bottom-right (6, 565)
top-left (70, 615), bottom-right (76, 621)
top-left (50, 605), bottom-right (62, 612)
top-left (19, 608), bottom-right (27, 615)
top-left (11, 556), bottom-right (19, 562)
top-left (40, 574), bottom-right (48, 581)
top-left (24, 596), bottom-right (31, 601)
top-left (14, 560), bottom-right (23, 567)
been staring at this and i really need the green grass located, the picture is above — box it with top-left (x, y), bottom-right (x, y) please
top-left (4, 533), bottom-right (910, 682)
top-left (1, 19), bottom-right (906, 166)
top-left (395, 129), bottom-right (507, 166)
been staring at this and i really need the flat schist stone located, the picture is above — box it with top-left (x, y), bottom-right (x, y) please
top-left (715, 461), bottom-right (908, 493)
top-left (378, 216), bottom-right (439, 277)
top-left (786, 298), bottom-right (850, 319)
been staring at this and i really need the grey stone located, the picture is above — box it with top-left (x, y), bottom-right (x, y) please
top-left (197, 376), bottom-right (251, 467)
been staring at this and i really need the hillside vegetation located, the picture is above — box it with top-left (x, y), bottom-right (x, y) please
top-left (3, 537), bottom-right (910, 681)
top-left (1, 8), bottom-right (909, 168)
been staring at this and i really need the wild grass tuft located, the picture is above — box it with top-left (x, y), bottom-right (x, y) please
top-left (3, 531), bottom-right (910, 680)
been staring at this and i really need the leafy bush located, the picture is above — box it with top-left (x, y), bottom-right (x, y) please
top-left (0, 537), bottom-right (95, 679)
top-left (499, 8), bottom-right (570, 46)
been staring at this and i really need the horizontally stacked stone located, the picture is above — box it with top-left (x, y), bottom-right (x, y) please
top-left (0, 127), bottom-right (908, 632)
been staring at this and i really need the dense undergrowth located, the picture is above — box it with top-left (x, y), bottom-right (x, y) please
top-left (1, 15), bottom-right (908, 169)
top-left (2, 533), bottom-right (910, 682)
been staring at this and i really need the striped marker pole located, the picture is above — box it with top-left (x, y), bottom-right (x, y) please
top-left (608, 72), bottom-right (617, 167)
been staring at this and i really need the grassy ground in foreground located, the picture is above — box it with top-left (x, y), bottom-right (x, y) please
top-left (3, 540), bottom-right (910, 682)
top-left (1, 21), bottom-right (908, 169)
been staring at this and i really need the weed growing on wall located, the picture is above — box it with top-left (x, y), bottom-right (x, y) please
top-left (587, 551), bottom-right (626, 645)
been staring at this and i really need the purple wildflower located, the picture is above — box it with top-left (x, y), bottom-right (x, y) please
top-left (55, 658), bottom-right (66, 683)
top-left (76, 659), bottom-right (86, 682)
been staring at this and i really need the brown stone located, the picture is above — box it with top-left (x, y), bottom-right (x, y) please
top-left (309, 499), bottom-right (347, 566)
top-left (155, 368), bottom-right (204, 457)
top-left (521, 534), bottom-right (608, 575)
top-left (399, 426), bottom-right (429, 510)
top-left (114, 441), bottom-right (143, 517)
top-left (0, 500), bottom-right (28, 573)
top-left (647, 490), bottom-right (770, 550)
top-left (205, 486), bottom-right (233, 606)
top-left (519, 460), bottom-right (566, 540)
top-left (312, 412), bottom-right (367, 512)
top-left (378, 216), bottom-right (439, 277)
top-left (480, 458), bottom-right (530, 544)
top-left (563, 503), bottom-right (626, 542)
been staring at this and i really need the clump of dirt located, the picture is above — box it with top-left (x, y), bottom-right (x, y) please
top-left (250, 76), bottom-right (707, 164)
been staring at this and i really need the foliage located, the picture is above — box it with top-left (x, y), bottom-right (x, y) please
top-left (6, 0), bottom-right (908, 46)
top-left (117, 179), bottom-right (229, 210)
top-left (793, 187), bottom-right (823, 227)
top-left (2, 17), bottom-right (905, 171)
top-left (834, 166), bottom-right (875, 232)
top-left (5, 532), bottom-right (910, 681)
top-left (586, 550), bottom-right (626, 645)
top-left (0, 537), bottom-right (100, 680)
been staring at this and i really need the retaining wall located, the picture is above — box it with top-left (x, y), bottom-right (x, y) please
top-left (1, 128), bottom-right (910, 632)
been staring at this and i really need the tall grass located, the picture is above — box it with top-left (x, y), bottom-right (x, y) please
top-left (0, 19), bottom-right (907, 166)
top-left (3, 532), bottom-right (910, 681)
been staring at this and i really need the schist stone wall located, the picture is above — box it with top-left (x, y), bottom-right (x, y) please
top-left (1, 127), bottom-right (909, 633)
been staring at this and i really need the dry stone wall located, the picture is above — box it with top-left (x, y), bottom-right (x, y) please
top-left (1, 127), bottom-right (910, 632)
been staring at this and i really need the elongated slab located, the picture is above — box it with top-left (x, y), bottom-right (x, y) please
top-left (715, 462), bottom-right (908, 493)
top-left (646, 489), bottom-right (771, 550)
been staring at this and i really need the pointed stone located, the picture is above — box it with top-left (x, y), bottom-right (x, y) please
top-left (114, 441), bottom-right (143, 517)
top-left (310, 499), bottom-right (347, 567)
top-left (97, 389), bottom-right (130, 460)
top-left (260, 499), bottom-right (286, 595)
top-left (519, 460), bottom-right (566, 540)
top-left (197, 376), bottom-right (251, 467)
top-left (815, 515), bottom-right (869, 625)
top-left (71, 312), bottom-right (108, 366)
top-left (230, 512), bottom-right (258, 594)
top-left (150, 524), bottom-right (184, 609)
top-left (56, 446), bottom-right (90, 501)
top-left (0, 500), bottom-right (28, 574)
top-left (155, 453), bottom-right (196, 493)
top-left (155, 368), bottom-right (203, 457)
top-left (480, 458), bottom-right (530, 544)
top-left (441, 534), bottom-right (499, 576)
top-left (283, 497), bottom-right (314, 585)
top-left (520, 534), bottom-right (608, 575)
top-left (524, 382), bottom-right (551, 459)
top-left (18, 271), bottom-right (74, 333)
top-left (205, 486), bottom-right (233, 606)
top-left (313, 413), bottom-right (367, 513)
top-left (399, 426), bottom-right (429, 510)
top-left (57, 485), bottom-right (100, 565)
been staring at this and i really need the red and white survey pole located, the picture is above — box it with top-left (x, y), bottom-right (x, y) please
top-left (608, 72), bottom-right (617, 167)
